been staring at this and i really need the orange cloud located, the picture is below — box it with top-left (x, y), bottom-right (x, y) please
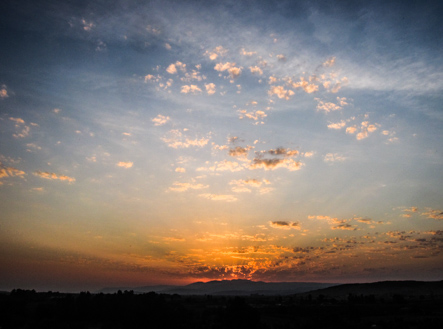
top-left (268, 85), bottom-right (294, 100)
top-left (181, 85), bottom-right (202, 94)
top-left (214, 62), bottom-right (242, 79)
top-left (117, 162), bottom-right (133, 168)
top-left (33, 171), bottom-right (75, 183)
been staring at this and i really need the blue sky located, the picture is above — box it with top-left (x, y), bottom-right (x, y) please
top-left (1, 0), bottom-right (443, 292)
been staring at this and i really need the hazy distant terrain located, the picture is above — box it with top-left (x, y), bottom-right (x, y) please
top-left (99, 279), bottom-right (338, 295)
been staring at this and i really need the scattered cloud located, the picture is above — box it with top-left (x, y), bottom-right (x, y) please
top-left (323, 57), bottom-right (336, 67)
top-left (268, 85), bottom-right (294, 100)
top-left (205, 46), bottom-right (228, 60)
top-left (249, 158), bottom-right (302, 171)
top-left (422, 208), bottom-right (443, 220)
top-left (169, 182), bottom-right (209, 192)
top-left (162, 129), bottom-right (210, 148)
top-left (152, 114), bottom-right (170, 126)
top-left (199, 193), bottom-right (238, 202)
top-left (0, 163), bottom-right (26, 182)
top-left (228, 146), bottom-right (253, 159)
top-left (328, 120), bottom-right (347, 130)
top-left (33, 171), bottom-right (75, 183)
top-left (117, 162), bottom-right (133, 168)
top-left (249, 66), bottom-right (263, 75)
top-left (324, 153), bottom-right (346, 163)
top-left (269, 221), bottom-right (300, 230)
top-left (214, 62), bottom-right (242, 79)
top-left (181, 85), bottom-right (202, 94)
top-left (0, 85), bottom-right (9, 99)
top-left (175, 167), bottom-right (186, 173)
top-left (205, 83), bottom-right (216, 95)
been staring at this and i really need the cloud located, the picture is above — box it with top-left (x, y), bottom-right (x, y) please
top-left (214, 62), bottom-right (242, 79)
top-left (197, 160), bottom-right (245, 172)
top-left (346, 126), bottom-right (357, 134)
top-left (238, 110), bottom-right (267, 123)
top-left (169, 182), bottom-right (209, 192)
top-left (332, 224), bottom-right (356, 230)
top-left (161, 129), bottom-right (210, 148)
top-left (199, 193), bottom-right (238, 202)
top-left (276, 54), bottom-right (286, 62)
top-left (33, 171), bottom-right (75, 183)
top-left (81, 19), bottom-right (94, 31)
top-left (269, 221), bottom-right (300, 230)
top-left (117, 162), bottom-right (133, 168)
top-left (166, 61), bottom-right (186, 75)
top-left (267, 148), bottom-right (298, 157)
top-left (205, 83), bottom-right (216, 95)
top-left (249, 66), bottom-right (263, 75)
top-left (164, 43), bottom-right (172, 50)
top-left (249, 158), bottom-right (302, 171)
top-left (315, 98), bottom-right (343, 112)
top-left (328, 120), bottom-right (347, 130)
top-left (181, 85), bottom-right (202, 94)
top-left (324, 153), bottom-right (346, 163)
top-left (228, 146), bottom-right (253, 158)
top-left (268, 85), bottom-right (294, 100)
top-left (323, 57), bottom-right (336, 67)
top-left (166, 63), bottom-right (177, 74)
top-left (421, 208), bottom-right (443, 220)
top-left (152, 114), bottom-right (170, 126)
top-left (289, 77), bottom-right (318, 93)
top-left (0, 163), bottom-right (26, 181)
top-left (9, 117), bottom-right (30, 138)
top-left (205, 46), bottom-right (228, 60)
top-left (240, 48), bottom-right (256, 56)
top-left (175, 167), bottom-right (186, 173)
top-left (0, 85), bottom-right (9, 99)
top-left (230, 178), bottom-right (271, 193)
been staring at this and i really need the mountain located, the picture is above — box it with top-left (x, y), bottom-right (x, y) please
top-left (298, 280), bottom-right (443, 299)
top-left (98, 279), bottom-right (338, 295)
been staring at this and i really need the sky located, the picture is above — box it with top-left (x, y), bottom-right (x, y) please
top-left (1, 0), bottom-right (443, 292)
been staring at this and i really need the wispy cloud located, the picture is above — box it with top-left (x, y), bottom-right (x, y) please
top-left (33, 171), bottom-right (75, 183)
top-left (170, 182), bottom-right (209, 192)
top-left (199, 193), bottom-right (238, 202)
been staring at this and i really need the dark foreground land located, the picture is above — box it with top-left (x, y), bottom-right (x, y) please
top-left (1, 281), bottom-right (443, 329)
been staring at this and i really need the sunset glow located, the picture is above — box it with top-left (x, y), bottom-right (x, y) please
top-left (1, 0), bottom-right (442, 292)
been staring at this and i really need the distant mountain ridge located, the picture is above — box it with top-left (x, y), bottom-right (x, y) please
top-left (99, 279), bottom-right (338, 295)
top-left (299, 280), bottom-right (443, 299)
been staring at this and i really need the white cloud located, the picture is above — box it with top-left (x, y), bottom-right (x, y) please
top-left (324, 153), bottom-right (346, 163)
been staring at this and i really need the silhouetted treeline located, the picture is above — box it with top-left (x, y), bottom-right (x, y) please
top-left (1, 288), bottom-right (443, 328)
